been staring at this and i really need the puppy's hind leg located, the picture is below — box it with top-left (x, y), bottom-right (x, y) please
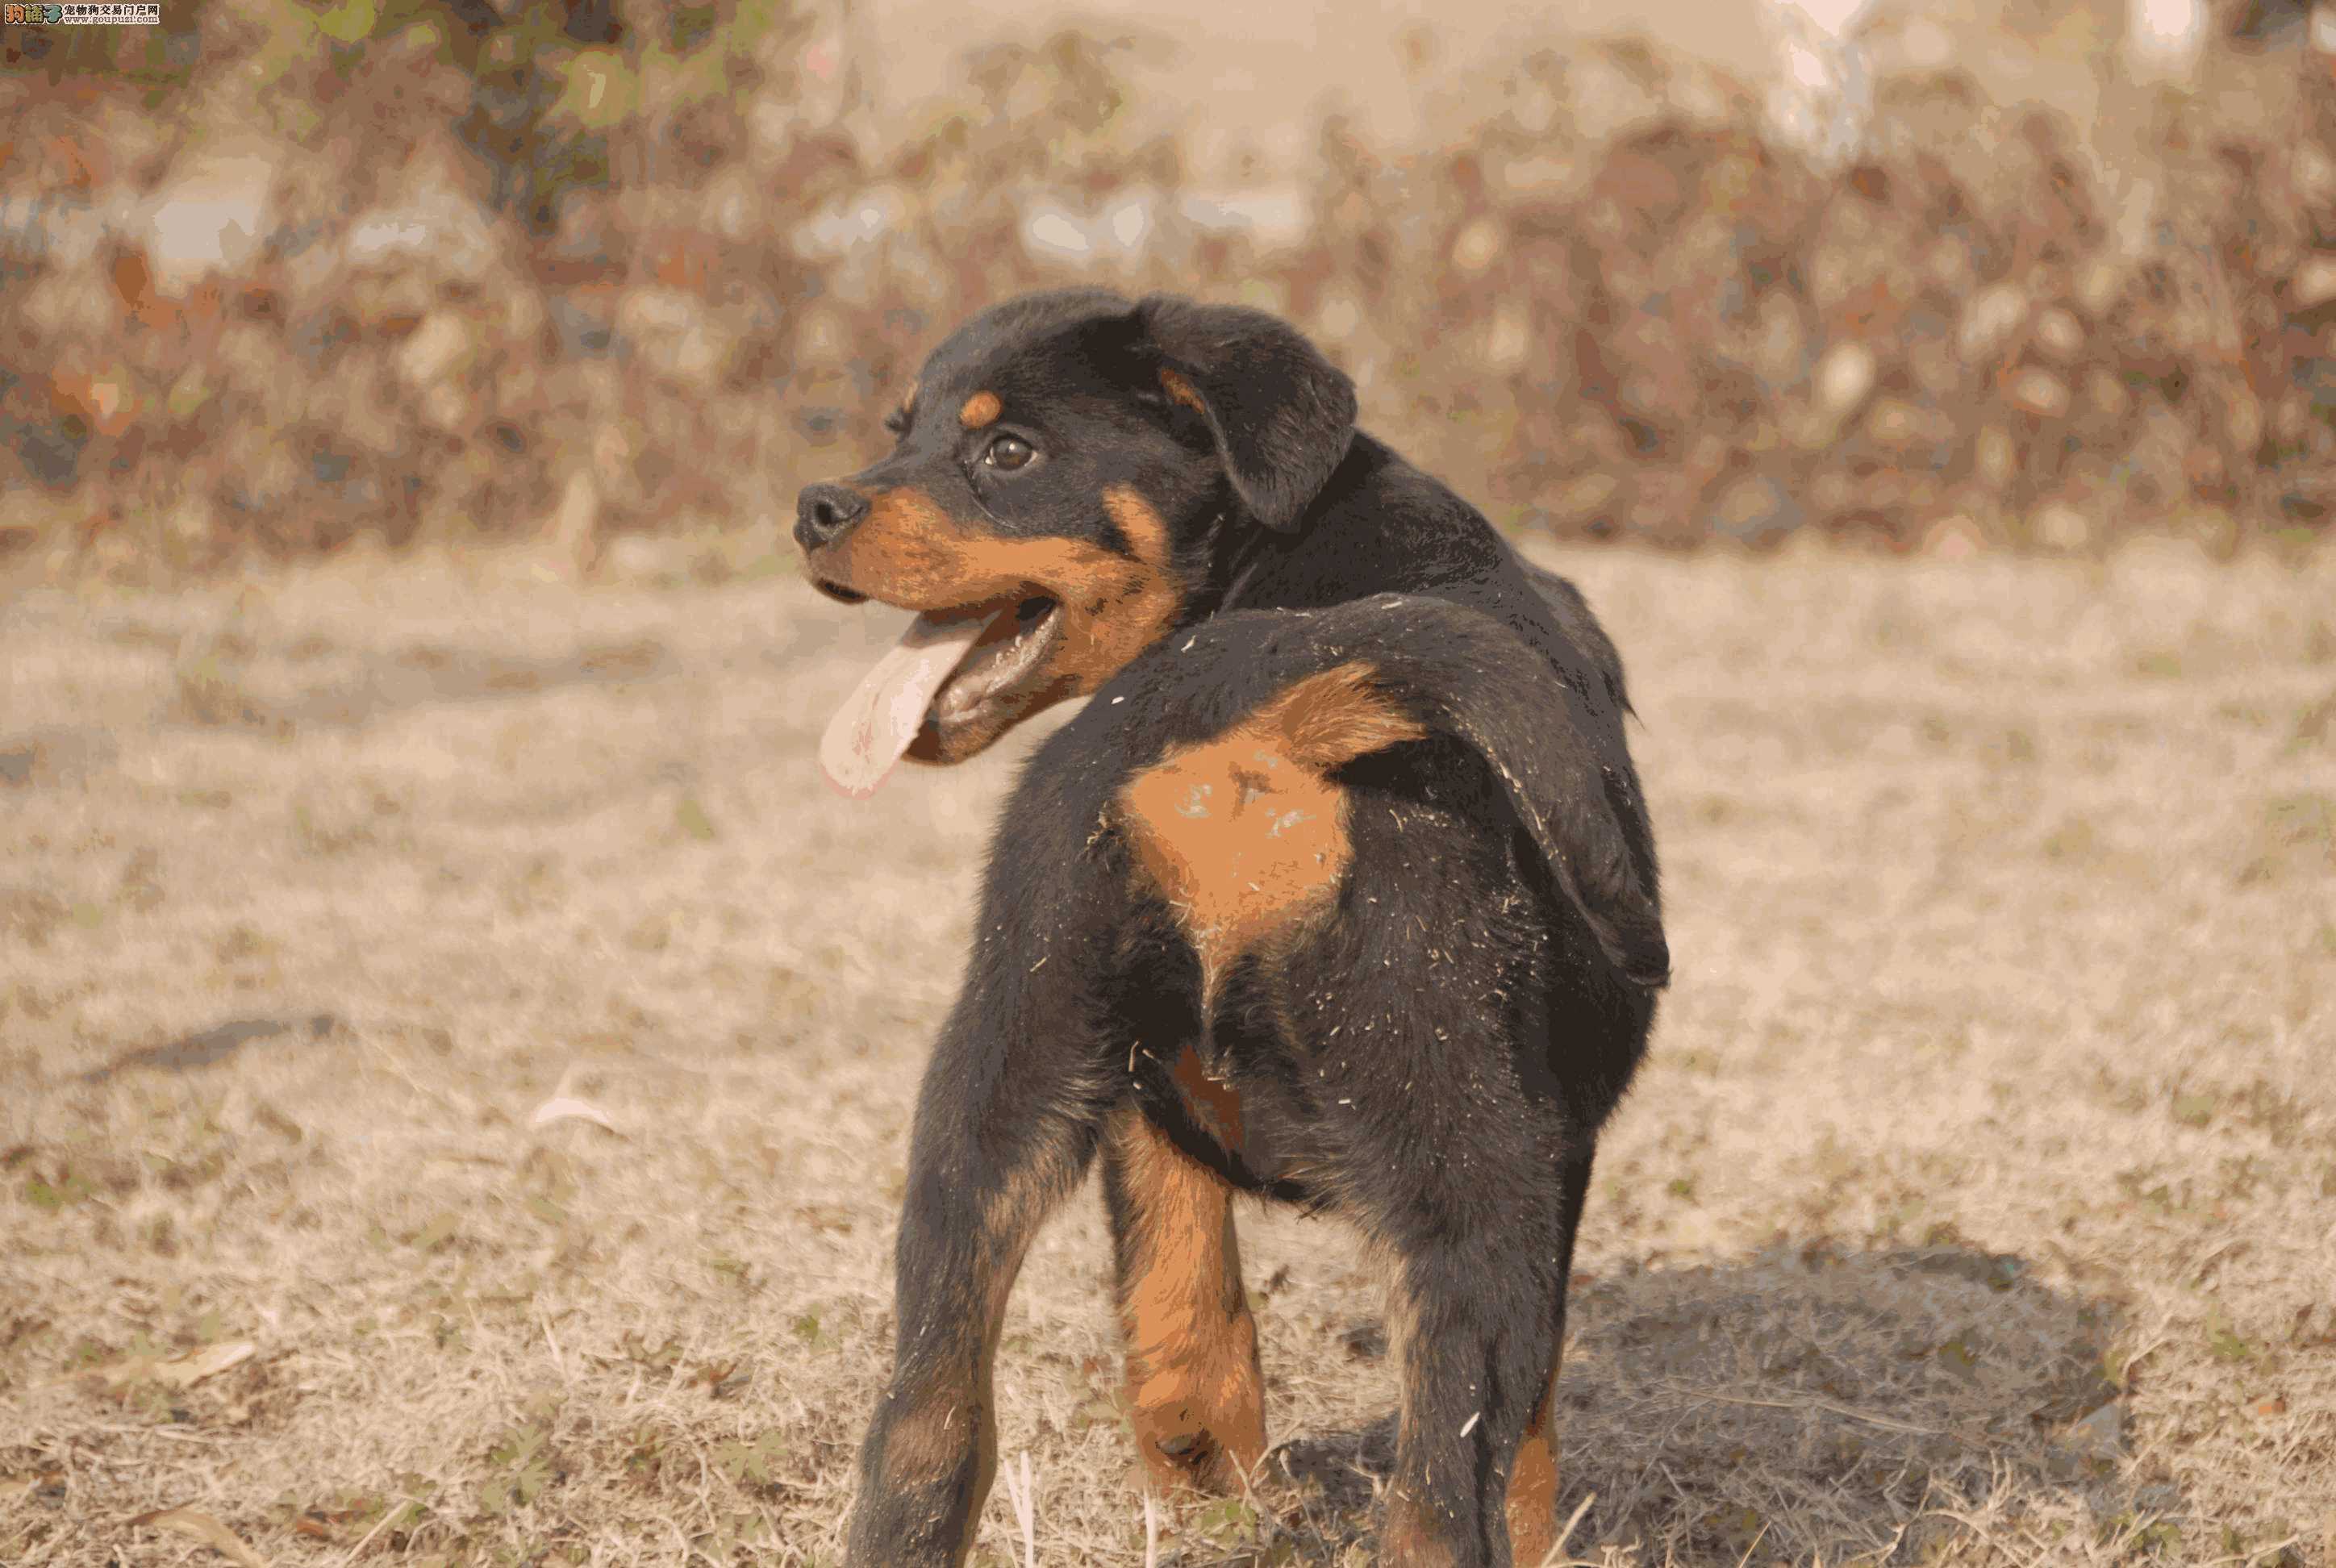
top-left (1102, 1106), bottom-right (1266, 1495)
top-left (1503, 1149), bottom-right (1595, 1568)
top-left (1377, 1211), bottom-right (1565, 1568)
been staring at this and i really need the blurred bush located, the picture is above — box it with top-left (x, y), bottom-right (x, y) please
top-left (4, 0), bottom-right (2335, 578)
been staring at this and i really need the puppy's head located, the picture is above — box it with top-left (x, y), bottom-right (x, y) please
top-left (797, 289), bottom-right (1358, 795)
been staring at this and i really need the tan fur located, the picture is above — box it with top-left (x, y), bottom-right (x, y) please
top-left (1379, 1502), bottom-right (1465, 1567)
top-left (1077, 488), bottom-right (1183, 690)
top-left (1508, 1366), bottom-right (1562, 1564)
top-left (1261, 662), bottom-right (1429, 769)
top-left (1118, 664), bottom-right (1425, 996)
top-left (814, 485), bottom-right (1183, 752)
top-left (1168, 1043), bottom-right (1245, 1156)
top-left (1108, 1108), bottom-right (1266, 1492)
top-left (981, 1119), bottom-right (1091, 1273)
top-left (882, 1386), bottom-right (985, 1487)
top-left (1158, 367), bottom-right (1207, 415)
top-left (878, 1349), bottom-right (1003, 1568)
top-left (958, 390), bottom-right (1002, 429)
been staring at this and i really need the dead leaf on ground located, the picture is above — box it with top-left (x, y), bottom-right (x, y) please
top-left (69, 1339), bottom-right (256, 1391)
top-left (528, 1095), bottom-right (619, 1133)
top-left (528, 1064), bottom-right (621, 1134)
top-left (128, 1507), bottom-right (270, 1568)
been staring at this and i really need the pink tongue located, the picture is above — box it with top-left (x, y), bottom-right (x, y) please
top-left (820, 612), bottom-right (991, 798)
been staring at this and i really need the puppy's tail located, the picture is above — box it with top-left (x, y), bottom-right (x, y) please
top-left (1217, 594), bottom-right (1670, 990)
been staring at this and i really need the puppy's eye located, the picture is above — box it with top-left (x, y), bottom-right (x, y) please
top-left (983, 435), bottom-right (1035, 471)
top-left (883, 410), bottom-right (911, 437)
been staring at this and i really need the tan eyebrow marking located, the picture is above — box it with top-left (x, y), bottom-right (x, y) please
top-left (960, 390), bottom-right (1003, 429)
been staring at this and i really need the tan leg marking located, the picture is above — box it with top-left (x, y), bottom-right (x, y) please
top-left (1507, 1363), bottom-right (1562, 1566)
top-left (1379, 1502), bottom-right (1465, 1567)
top-left (1109, 1107), bottom-right (1266, 1494)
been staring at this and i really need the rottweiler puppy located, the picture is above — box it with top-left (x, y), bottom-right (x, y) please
top-left (794, 288), bottom-right (1669, 1566)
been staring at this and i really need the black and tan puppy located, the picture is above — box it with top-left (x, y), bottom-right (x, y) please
top-left (795, 288), bottom-right (1669, 1566)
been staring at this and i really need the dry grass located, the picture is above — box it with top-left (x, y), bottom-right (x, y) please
top-left (2, 536), bottom-right (2333, 1566)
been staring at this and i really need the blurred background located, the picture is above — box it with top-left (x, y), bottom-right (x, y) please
top-left (6, 0), bottom-right (2336, 578)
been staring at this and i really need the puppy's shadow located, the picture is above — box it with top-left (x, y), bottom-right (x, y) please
top-left (1258, 1241), bottom-right (2150, 1565)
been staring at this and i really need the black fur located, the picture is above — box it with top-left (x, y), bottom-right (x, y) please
top-left (796, 290), bottom-right (1669, 1566)
top-left (1135, 293), bottom-right (1361, 532)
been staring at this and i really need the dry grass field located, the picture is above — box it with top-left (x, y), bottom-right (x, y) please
top-left (3, 536), bottom-right (2333, 1566)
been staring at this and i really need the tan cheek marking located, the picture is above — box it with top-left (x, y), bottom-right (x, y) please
top-left (1103, 483), bottom-right (1172, 570)
top-left (834, 490), bottom-right (1120, 619)
top-left (959, 390), bottom-right (1003, 429)
top-left (824, 484), bottom-right (1189, 761)
top-left (836, 485), bottom-right (1178, 667)
top-left (1053, 485), bottom-right (1184, 690)
top-left (1119, 664), bottom-right (1424, 998)
top-left (828, 488), bottom-right (977, 605)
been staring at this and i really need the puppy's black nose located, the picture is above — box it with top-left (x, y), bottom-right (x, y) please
top-left (795, 483), bottom-right (869, 552)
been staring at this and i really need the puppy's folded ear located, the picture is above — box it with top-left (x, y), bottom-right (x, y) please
top-left (1134, 294), bottom-right (1358, 532)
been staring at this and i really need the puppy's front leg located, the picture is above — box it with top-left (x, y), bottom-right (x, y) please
top-left (844, 1000), bottom-right (1101, 1568)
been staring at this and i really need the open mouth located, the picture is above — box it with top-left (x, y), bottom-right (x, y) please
top-left (928, 594), bottom-right (1061, 725)
top-left (818, 592), bottom-right (1064, 796)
